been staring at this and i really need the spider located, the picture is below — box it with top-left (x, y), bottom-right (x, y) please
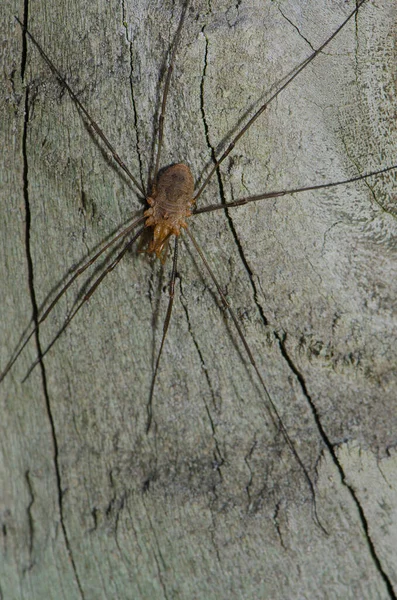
top-left (2, 0), bottom-right (396, 545)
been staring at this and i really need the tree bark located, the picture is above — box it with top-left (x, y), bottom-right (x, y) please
top-left (1, 0), bottom-right (397, 598)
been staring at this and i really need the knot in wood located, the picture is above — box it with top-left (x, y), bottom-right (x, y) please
top-left (144, 163), bottom-right (195, 260)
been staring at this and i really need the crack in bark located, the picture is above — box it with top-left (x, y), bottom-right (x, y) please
top-left (196, 13), bottom-right (395, 591)
top-left (276, 333), bottom-right (396, 598)
top-left (198, 12), bottom-right (326, 529)
top-left (198, 26), bottom-right (212, 186)
top-left (272, 500), bottom-right (286, 550)
top-left (20, 28), bottom-right (84, 597)
top-left (121, 0), bottom-right (146, 196)
top-left (199, 23), bottom-right (269, 333)
top-left (24, 470), bottom-right (35, 566)
top-left (278, 8), bottom-right (315, 52)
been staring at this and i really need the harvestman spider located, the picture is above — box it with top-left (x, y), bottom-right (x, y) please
top-left (3, 0), bottom-right (397, 528)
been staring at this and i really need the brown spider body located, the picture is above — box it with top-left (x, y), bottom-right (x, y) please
top-left (144, 163), bottom-right (195, 260)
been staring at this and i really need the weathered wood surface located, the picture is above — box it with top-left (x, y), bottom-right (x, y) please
top-left (1, 1), bottom-right (397, 598)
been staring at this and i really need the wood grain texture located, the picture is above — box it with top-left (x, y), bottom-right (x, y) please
top-left (1, 1), bottom-right (397, 598)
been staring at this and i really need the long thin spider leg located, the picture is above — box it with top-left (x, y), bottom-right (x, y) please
top-left (193, 0), bottom-right (367, 203)
top-left (22, 227), bottom-right (146, 382)
top-left (146, 237), bottom-right (179, 433)
top-left (152, 1), bottom-right (189, 184)
top-left (193, 163), bottom-right (397, 215)
top-left (0, 216), bottom-right (145, 383)
top-left (186, 228), bottom-right (327, 534)
top-left (16, 17), bottom-right (145, 197)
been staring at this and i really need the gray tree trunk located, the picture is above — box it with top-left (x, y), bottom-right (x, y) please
top-left (1, 0), bottom-right (397, 598)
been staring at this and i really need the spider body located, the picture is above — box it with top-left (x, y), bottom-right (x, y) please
top-left (144, 163), bottom-right (195, 259)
